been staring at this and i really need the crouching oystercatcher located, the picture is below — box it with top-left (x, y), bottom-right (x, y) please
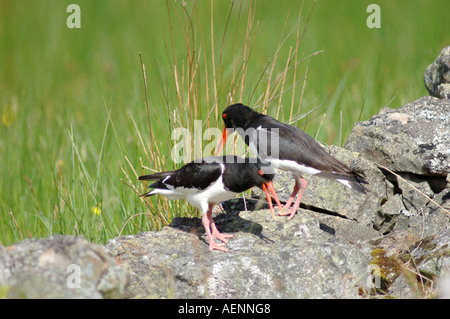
top-left (217, 103), bottom-right (368, 220)
top-left (139, 155), bottom-right (283, 252)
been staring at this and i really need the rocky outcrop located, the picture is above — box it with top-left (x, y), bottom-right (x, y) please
top-left (103, 94), bottom-right (449, 299)
top-left (0, 236), bottom-right (126, 298)
top-left (344, 95), bottom-right (450, 239)
top-left (1, 50), bottom-right (450, 298)
top-left (269, 145), bottom-right (389, 227)
top-left (1, 93), bottom-right (449, 298)
top-left (424, 46), bottom-right (450, 99)
top-left (1, 94), bottom-right (449, 298)
top-left (345, 96), bottom-right (450, 177)
top-left (105, 206), bottom-right (378, 298)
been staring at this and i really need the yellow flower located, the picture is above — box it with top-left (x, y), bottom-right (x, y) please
top-left (92, 203), bottom-right (101, 216)
top-left (2, 108), bottom-right (16, 126)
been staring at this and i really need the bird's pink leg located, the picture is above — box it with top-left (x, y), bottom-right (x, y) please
top-left (278, 176), bottom-right (307, 220)
top-left (201, 204), bottom-right (231, 252)
top-left (283, 178), bottom-right (301, 210)
top-left (209, 204), bottom-right (233, 243)
top-left (211, 223), bottom-right (233, 242)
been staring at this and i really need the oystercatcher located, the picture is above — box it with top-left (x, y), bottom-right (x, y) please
top-left (217, 103), bottom-right (368, 220)
top-left (139, 155), bottom-right (283, 252)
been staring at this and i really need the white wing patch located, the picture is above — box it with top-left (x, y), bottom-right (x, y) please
top-left (237, 126), bottom-right (322, 176)
top-left (337, 179), bottom-right (352, 188)
top-left (148, 185), bottom-right (197, 200)
top-left (268, 158), bottom-right (321, 176)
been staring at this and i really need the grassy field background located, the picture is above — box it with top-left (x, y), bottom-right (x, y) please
top-left (1, 0), bottom-right (449, 246)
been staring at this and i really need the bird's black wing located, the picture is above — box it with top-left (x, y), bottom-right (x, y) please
top-left (140, 160), bottom-right (223, 191)
top-left (251, 116), bottom-right (352, 174)
top-left (251, 116), bottom-right (369, 192)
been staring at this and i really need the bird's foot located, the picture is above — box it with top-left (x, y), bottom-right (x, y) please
top-left (277, 207), bottom-right (297, 220)
top-left (212, 229), bottom-right (233, 243)
top-left (208, 240), bottom-right (229, 252)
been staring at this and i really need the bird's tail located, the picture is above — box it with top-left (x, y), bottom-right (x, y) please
top-left (318, 169), bottom-right (368, 193)
top-left (138, 171), bottom-right (172, 181)
top-left (138, 171), bottom-right (173, 197)
top-left (336, 171), bottom-right (369, 194)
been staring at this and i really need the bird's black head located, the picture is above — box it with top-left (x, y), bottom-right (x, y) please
top-left (222, 157), bottom-right (283, 219)
top-left (251, 160), bottom-right (276, 186)
top-left (221, 103), bottom-right (262, 130)
top-left (223, 158), bottom-right (275, 193)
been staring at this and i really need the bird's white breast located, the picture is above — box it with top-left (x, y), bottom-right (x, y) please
top-left (187, 174), bottom-right (237, 213)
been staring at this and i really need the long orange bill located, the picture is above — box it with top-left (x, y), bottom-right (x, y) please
top-left (262, 181), bottom-right (284, 220)
top-left (266, 181), bottom-right (284, 213)
top-left (215, 126), bottom-right (229, 156)
top-left (261, 184), bottom-right (275, 220)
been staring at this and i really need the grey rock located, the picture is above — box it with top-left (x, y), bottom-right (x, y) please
top-left (411, 228), bottom-right (450, 278)
top-left (388, 274), bottom-right (415, 299)
top-left (379, 194), bottom-right (404, 217)
top-left (424, 46), bottom-right (450, 99)
top-left (269, 145), bottom-right (390, 227)
top-left (385, 228), bottom-right (450, 298)
top-left (394, 187), bottom-right (450, 238)
top-left (373, 194), bottom-right (404, 234)
top-left (396, 173), bottom-right (434, 214)
top-left (104, 206), bottom-right (377, 299)
top-left (0, 235), bottom-right (126, 298)
top-left (345, 96), bottom-right (450, 177)
top-left (365, 228), bottom-right (450, 298)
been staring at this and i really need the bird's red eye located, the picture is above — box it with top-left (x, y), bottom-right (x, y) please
top-left (222, 113), bottom-right (227, 119)
top-left (258, 169), bottom-right (264, 175)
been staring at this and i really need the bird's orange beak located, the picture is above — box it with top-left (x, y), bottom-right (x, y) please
top-left (215, 125), bottom-right (229, 156)
top-left (261, 181), bottom-right (283, 220)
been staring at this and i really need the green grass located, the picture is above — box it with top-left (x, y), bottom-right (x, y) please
top-left (1, 0), bottom-right (449, 246)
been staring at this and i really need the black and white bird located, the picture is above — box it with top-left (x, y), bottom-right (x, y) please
top-left (139, 155), bottom-right (283, 252)
top-left (217, 103), bottom-right (368, 220)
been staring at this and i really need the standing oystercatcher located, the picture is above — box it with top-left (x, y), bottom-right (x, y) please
top-left (217, 103), bottom-right (368, 220)
top-left (139, 155), bottom-right (283, 252)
